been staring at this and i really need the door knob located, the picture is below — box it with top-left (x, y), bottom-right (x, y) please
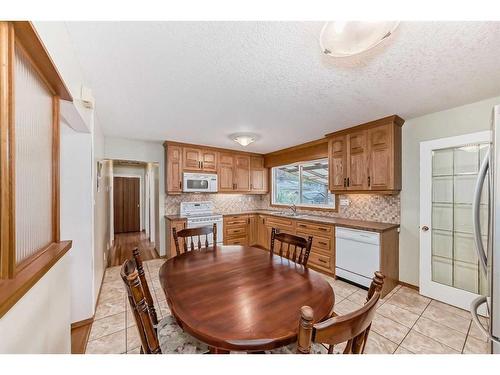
top-left (421, 225), bottom-right (429, 232)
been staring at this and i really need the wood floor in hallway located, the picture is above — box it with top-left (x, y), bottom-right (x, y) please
top-left (108, 231), bottom-right (160, 267)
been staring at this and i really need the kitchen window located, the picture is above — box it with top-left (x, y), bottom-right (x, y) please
top-left (271, 159), bottom-right (336, 209)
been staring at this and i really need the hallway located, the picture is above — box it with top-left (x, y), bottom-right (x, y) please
top-left (108, 232), bottom-right (159, 267)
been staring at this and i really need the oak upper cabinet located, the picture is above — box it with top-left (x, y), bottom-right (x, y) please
top-left (367, 123), bottom-right (400, 191)
top-left (250, 156), bottom-right (268, 193)
top-left (218, 152), bottom-right (235, 192)
top-left (234, 155), bottom-right (251, 191)
top-left (328, 135), bottom-right (347, 191)
top-left (327, 115), bottom-right (404, 194)
top-left (201, 149), bottom-right (218, 172)
top-left (165, 144), bottom-right (183, 194)
top-left (347, 130), bottom-right (369, 191)
top-left (183, 147), bottom-right (217, 172)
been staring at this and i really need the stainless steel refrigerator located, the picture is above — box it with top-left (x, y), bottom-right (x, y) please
top-left (471, 104), bottom-right (500, 354)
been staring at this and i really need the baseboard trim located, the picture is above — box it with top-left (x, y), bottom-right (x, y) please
top-left (399, 281), bottom-right (419, 291)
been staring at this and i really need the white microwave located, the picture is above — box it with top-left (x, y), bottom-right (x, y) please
top-left (183, 172), bottom-right (218, 193)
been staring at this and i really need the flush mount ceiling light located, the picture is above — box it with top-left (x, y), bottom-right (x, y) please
top-left (230, 133), bottom-right (259, 147)
top-left (319, 21), bottom-right (399, 57)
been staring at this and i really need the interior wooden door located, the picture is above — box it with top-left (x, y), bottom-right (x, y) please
top-left (114, 177), bottom-right (140, 234)
top-left (347, 131), bottom-right (368, 190)
top-left (329, 135), bottom-right (347, 191)
top-left (368, 124), bottom-right (393, 190)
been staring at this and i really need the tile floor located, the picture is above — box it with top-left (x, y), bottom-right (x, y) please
top-left (85, 259), bottom-right (490, 354)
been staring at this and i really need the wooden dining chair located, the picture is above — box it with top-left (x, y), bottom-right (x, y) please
top-left (173, 223), bottom-right (217, 256)
top-left (296, 272), bottom-right (385, 354)
top-left (121, 258), bottom-right (209, 354)
top-left (121, 259), bottom-right (162, 354)
top-left (270, 228), bottom-right (313, 266)
top-left (132, 248), bottom-right (158, 327)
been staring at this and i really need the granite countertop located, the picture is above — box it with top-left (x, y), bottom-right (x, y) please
top-left (165, 209), bottom-right (399, 233)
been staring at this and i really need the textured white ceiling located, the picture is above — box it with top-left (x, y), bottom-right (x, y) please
top-left (65, 21), bottom-right (500, 153)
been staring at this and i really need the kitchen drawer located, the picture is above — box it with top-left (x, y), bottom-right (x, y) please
top-left (308, 251), bottom-right (332, 270)
top-left (225, 236), bottom-right (247, 245)
top-left (225, 226), bottom-right (247, 237)
top-left (224, 215), bottom-right (248, 226)
top-left (295, 221), bottom-right (332, 235)
top-left (296, 231), bottom-right (332, 252)
top-left (265, 216), bottom-right (295, 228)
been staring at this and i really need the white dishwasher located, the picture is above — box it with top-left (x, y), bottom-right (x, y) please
top-left (335, 227), bottom-right (380, 287)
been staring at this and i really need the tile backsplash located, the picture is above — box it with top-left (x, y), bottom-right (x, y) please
top-left (165, 193), bottom-right (400, 224)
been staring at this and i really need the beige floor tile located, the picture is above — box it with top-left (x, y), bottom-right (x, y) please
top-left (421, 304), bottom-right (471, 334)
top-left (99, 283), bottom-right (126, 304)
top-left (334, 299), bottom-right (362, 315)
top-left (394, 346), bottom-right (414, 354)
top-left (401, 330), bottom-right (459, 354)
top-left (428, 300), bottom-right (472, 319)
top-left (157, 299), bottom-right (171, 319)
top-left (412, 316), bottom-right (467, 351)
top-left (86, 329), bottom-right (126, 354)
top-left (376, 301), bottom-right (420, 328)
top-left (468, 319), bottom-right (489, 342)
top-left (127, 326), bottom-right (142, 352)
top-left (89, 312), bottom-right (127, 341)
top-left (371, 313), bottom-right (410, 344)
top-left (332, 280), bottom-right (362, 298)
top-left (94, 298), bottom-right (126, 320)
top-left (364, 331), bottom-right (398, 354)
top-left (103, 266), bottom-right (122, 284)
top-left (127, 346), bottom-right (141, 354)
top-left (154, 287), bottom-right (166, 303)
top-left (347, 290), bottom-right (368, 305)
top-left (385, 287), bottom-right (431, 315)
top-left (463, 335), bottom-right (491, 354)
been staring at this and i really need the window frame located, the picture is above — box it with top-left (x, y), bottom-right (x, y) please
top-left (0, 21), bottom-right (72, 319)
top-left (270, 158), bottom-right (337, 211)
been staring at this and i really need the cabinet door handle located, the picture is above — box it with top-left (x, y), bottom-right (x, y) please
top-left (250, 183), bottom-right (253, 190)
top-left (179, 181), bottom-right (182, 189)
top-left (347, 177), bottom-right (350, 187)
top-left (201, 161), bottom-right (204, 169)
top-left (318, 241), bottom-right (327, 246)
top-left (318, 228), bottom-right (327, 232)
top-left (318, 259), bottom-right (328, 264)
top-left (368, 176), bottom-right (371, 187)
top-left (343, 178), bottom-right (346, 188)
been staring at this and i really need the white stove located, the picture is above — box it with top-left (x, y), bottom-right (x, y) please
top-left (180, 201), bottom-right (223, 244)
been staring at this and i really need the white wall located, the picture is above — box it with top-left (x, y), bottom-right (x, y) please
top-left (60, 123), bottom-right (95, 322)
top-left (105, 137), bottom-right (166, 255)
top-left (0, 254), bottom-right (71, 353)
top-left (400, 96), bottom-right (500, 285)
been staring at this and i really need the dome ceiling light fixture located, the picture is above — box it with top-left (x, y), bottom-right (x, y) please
top-left (230, 133), bottom-right (259, 147)
top-left (319, 21), bottom-right (400, 57)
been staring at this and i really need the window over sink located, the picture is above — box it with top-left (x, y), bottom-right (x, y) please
top-left (271, 159), bottom-right (336, 209)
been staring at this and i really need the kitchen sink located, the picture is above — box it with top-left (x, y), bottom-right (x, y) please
top-left (273, 211), bottom-right (304, 218)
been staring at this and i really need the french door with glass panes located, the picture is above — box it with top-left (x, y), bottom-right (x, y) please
top-left (420, 131), bottom-right (490, 311)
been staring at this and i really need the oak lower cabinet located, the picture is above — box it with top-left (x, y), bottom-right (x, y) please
top-left (223, 214), bottom-right (249, 245)
top-left (327, 115), bottom-right (404, 194)
top-left (166, 218), bottom-right (186, 258)
top-left (295, 220), bottom-right (335, 275)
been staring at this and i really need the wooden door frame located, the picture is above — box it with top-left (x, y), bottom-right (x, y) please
top-left (113, 174), bottom-right (143, 233)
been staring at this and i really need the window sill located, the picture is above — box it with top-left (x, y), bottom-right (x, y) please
top-left (0, 240), bottom-right (72, 319)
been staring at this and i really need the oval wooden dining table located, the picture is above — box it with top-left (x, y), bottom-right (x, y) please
top-left (159, 245), bottom-right (335, 353)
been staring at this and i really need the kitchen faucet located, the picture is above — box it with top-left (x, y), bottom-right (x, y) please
top-left (289, 203), bottom-right (297, 216)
